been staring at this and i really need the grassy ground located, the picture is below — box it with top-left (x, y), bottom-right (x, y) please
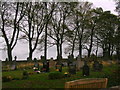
top-left (2, 64), bottom-right (119, 88)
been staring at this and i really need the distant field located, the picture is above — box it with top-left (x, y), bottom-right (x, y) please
top-left (2, 63), bottom-right (120, 88)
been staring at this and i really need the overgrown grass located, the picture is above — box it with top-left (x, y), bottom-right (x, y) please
top-left (2, 64), bottom-right (119, 88)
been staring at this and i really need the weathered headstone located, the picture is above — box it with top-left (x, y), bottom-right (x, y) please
top-left (11, 56), bottom-right (17, 70)
top-left (55, 61), bottom-right (62, 72)
top-left (5, 58), bottom-right (8, 62)
top-left (93, 60), bottom-right (103, 71)
top-left (27, 57), bottom-right (32, 62)
top-left (76, 55), bottom-right (84, 71)
top-left (46, 61), bottom-right (49, 72)
top-left (68, 63), bottom-right (76, 74)
top-left (33, 58), bottom-right (39, 71)
top-left (67, 54), bottom-right (76, 74)
top-left (62, 62), bottom-right (67, 67)
top-left (82, 61), bottom-right (90, 76)
top-left (41, 56), bottom-right (49, 72)
top-left (67, 53), bottom-right (74, 66)
top-left (49, 58), bottom-right (56, 68)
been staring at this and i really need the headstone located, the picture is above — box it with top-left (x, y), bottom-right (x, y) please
top-left (67, 53), bottom-right (74, 66)
top-left (41, 56), bottom-right (49, 72)
top-left (93, 60), bottom-right (103, 71)
top-left (11, 62), bottom-right (16, 70)
top-left (14, 56), bottom-right (17, 61)
top-left (49, 58), bottom-right (56, 68)
top-left (67, 54), bottom-right (76, 74)
top-left (5, 58), bottom-right (8, 62)
top-left (82, 61), bottom-right (90, 76)
top-left (68, 63), bottom-right (76, 74)
top-left (27, 57), bottom-right (32, 62)
top-left (33, 58), bottom-right (39, 71)
top-left (55, 62), bottom-right (62, 72)
top-left (62, 62), bottom-right (67, 67)
top-left (76, 55), bottom-right (84, 71)
top-left (11, 56), bottom-right (17, 70)
top-left (46, 61), bottom-right (49, 72)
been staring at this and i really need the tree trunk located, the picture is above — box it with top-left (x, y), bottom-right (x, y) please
top-left (71, 41), bottom-right (75, 56)
top-left (29, 50), bottom-right (33, 60)
top-left (7, 45), bottom-right (12, 61)
top-left (96, 39), bottom-right (99, 57)
top-left (79, 38), bottom-right (82, 58)
top-left (108, 43), bottom-right (111, 59)
top-left (60, 43), bottom-right (62, 59)
top-left (56, 40), bottom-right (60, 61)
top-left (44, 23), bottom-right (48, 61)
top-left (71, 30), bottom-right (77, 56)
top-left (116, 46), bottom-right (120, 60)
top-left (88, 27), bottom-right (94, 57)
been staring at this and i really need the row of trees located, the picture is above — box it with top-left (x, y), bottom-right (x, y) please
top-left (0, 1), bottom-right (120, 61)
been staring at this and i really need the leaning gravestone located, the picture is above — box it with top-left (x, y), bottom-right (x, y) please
top-left (76, 55), bottom-right (84, 71)
top-left (82, 61), bottom-right (90, 76)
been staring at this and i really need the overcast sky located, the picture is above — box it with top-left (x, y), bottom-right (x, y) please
top-left (86, 0), bottom-right (117, 15)
top-left (0, 0), bottom-right (118, 61)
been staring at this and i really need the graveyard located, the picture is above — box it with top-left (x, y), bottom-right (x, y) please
top-left (2, 57), bottom-right (120, 88)
top-left (1, 1), bottom-right (120, 89)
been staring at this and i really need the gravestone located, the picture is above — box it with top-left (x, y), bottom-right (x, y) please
top-left (67, 53), bottom-right (74, 66)
top-left (62, 62), bottom-right (67, 67)
top-left (46, 61), bottom-right (49, 72)
top-left (49, 58), bottom-right (56, 68)
top-left (41, 56), bottom-right (49, 72)
top-left (82, 61), bottom-right (90, 76)
top-left (11, 56), bottom-right (17, 70)
top-left (5, 58), bottom-right (8, 62)
top-left (27, 57), bottom-right (32, 62)
top-left (68, 54), bottom-right (76, 74)
top-left (93, 60), bottom-right (103, 71)
top-left (55, 61), bottom-right (62, 72)
top-left (76, 55), bottom-right (84, 71)
top-left (33, 58), bottom-right (39, 71)
top-left (68, 63), bottom-right (76, 74)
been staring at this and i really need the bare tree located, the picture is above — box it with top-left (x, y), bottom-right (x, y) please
top-left (1, 2), bottom-right (26, 61)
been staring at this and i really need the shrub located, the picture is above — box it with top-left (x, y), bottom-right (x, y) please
top-left (22, 71), bottom-right (29, 79)
top-left (108, 66), bottom-right (120, 87)
top-left (102, 66), bottom-right (120, 87)
top-left (2, 76), bottom-right (12, 82)
top-left (48, 71), bottom-right (64, 79)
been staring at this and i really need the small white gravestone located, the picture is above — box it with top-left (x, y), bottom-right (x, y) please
top-left (76, 55), bottom-right (84, 71)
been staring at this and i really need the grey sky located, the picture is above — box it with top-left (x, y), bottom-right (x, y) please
top-left (86, 0), bottom-right (117, 15)
top-left (0, 0), bottom-right (118, 60)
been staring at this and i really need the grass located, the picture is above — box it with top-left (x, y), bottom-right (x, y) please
top-left (2, 64), bottom-right (119, 88)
